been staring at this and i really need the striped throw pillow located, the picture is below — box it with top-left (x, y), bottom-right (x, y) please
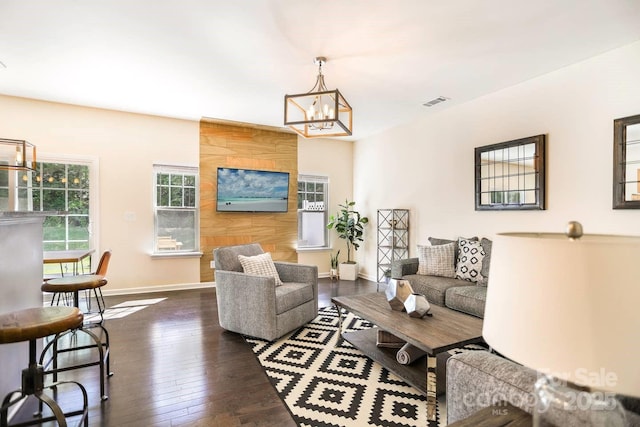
top-left (238, 252), bottom-right (283, 286)
top-left (417, 242), bottom-right (456, 278)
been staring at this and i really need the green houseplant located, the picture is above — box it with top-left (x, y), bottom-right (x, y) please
top-left (330, 250), bottom-right (340, 270)
top-left (329, 250), bottom-right (340, 280)
top-left (327, 200), bottom-right (369, 266)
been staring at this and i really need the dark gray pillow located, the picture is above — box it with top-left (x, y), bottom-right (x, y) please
top-left (480, 238), bottom-right (492, 286)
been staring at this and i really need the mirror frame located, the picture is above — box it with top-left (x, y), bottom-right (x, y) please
top-left (613, 114), bottom-right (640, 209)
top-left (475, 134), bottom-right (546, 211)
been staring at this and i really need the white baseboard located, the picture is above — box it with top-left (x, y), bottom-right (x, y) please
top-left (101, 281), bottom-right (215, 297)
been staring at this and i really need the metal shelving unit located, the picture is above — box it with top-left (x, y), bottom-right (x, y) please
top-left (376, 209), bottom-right (409, 283)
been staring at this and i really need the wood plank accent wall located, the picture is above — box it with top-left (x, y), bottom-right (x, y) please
top-left (199, 118), bottom-right (298, 282)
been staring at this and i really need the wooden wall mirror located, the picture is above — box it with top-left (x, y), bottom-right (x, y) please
top-left (475, 135), bottom-right (546, 211)
top-left (613, 114), bottom-right (640, 209)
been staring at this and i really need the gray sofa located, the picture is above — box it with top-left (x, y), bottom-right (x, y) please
top-left (214, 243), bottom-right (318, 341)
top-left (447, 351), bottom-right (640, 426)
top-left (390, 237), bottom-right (491, 318)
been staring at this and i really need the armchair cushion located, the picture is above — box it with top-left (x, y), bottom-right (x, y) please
top-left (238, 252), bottom-right (283, 286)
top-left (275, 283), bottom-right (314, 314)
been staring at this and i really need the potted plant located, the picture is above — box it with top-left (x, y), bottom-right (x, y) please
top-left (327, 200), bottom-right (369, 280)
top-left (329, 250), bottom-right (340, 280)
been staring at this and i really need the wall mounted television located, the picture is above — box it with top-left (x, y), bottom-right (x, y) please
top-left (216, 167), bottom-right (290, 212)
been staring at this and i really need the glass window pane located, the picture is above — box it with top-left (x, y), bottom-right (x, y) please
top-left (184, 175), bottom-right (196, 187)
top-left (68, 241), bottom-right (90, 250)
top-left (170, 174), bottom-right (183, 186)
top-left (170, 187), bottom-right (183, 207)
top-left (32, 189), bottom-right (41, 211)
top-left (0, 169), bottom-right (8, 187)
top-left (42, 189), bottom-right (66, 211)
top-left (158, 187), bottom-right (169, 206)
top-left (157, 210), bottom-right (196, 250)
top-left (298, 182), bottom-right (304, 191)
top-left (183, 188), bottom-right (196, 207)
top-left (68, 164), bottom-right (89, 189)
top-left (43, 216), bottom-right (65, 241)
top-left (43, 163), bottom-right (66, 188)
top-left (43, 242), bottom-right (65, 251)
top-left (0, 188), bottom-right (8, 211)
top-left (157, 173), bottom-right (169, 185)
top-left (68, 190), bottom-right (89, 214)
top-left (69, 216), bottom-right (89, 241)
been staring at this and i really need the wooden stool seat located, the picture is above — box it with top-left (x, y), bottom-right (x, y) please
top-left (1, 307), bottom-right (88, 427)
top-left (41, 275), bottom-right (107, 293)
top-left (0, 307), bottom-right (83, 345)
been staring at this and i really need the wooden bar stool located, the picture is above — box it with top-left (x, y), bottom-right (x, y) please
top-left (40, 274), bottom-right (112, 401)
top-left (0, 306), bottom-right (88, 427)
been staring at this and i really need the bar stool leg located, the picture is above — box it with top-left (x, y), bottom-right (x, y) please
top-left (1, 339), bottom-right (88, 427)
top-left (40, 326), bottom-right (111, 401)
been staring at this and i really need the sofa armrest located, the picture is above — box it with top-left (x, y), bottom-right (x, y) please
top-left (391, 257), bottom-right (419, 278)
top-left (446, 351), bottom-right (537, 424)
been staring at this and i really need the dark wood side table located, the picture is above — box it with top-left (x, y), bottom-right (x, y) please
top-left (447, 402), bottom-right (532, 426)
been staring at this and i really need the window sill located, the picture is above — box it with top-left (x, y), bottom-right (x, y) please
top-left (296, 247), bottom-right (331, 253)
top-left (151, 251), bottom-right (203, 260)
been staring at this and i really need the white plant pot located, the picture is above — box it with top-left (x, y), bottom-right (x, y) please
top-left (339, 262), bottom-right (358, 281)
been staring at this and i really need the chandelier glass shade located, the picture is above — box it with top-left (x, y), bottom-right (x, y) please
top-left (284, 57), bottom-right (353, 138)
top-left (0, 138), bottom-right (37, 171)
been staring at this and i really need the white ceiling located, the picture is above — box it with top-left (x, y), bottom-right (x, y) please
top-left (1, 0), bottom-right (640, 140)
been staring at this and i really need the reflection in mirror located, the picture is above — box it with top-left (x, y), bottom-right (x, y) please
top-left (613, 114), bottom-right (640, 208)
top-left (475, 135), bottom-right (546, 210)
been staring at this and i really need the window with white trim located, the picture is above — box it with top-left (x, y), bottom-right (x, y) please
top-left (0, 160), bottom-right (95, 251)
top-left (297, 175), bottom-right (328, 249)
top-left (153, 164), bottom-right (199, 254)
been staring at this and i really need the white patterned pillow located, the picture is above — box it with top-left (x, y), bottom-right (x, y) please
top-left (417, 242), bottom-right (456, 278)
top-left (455, 238), bottom-right (485, 284)
top-left (238, 252), bottom-right (283, 286)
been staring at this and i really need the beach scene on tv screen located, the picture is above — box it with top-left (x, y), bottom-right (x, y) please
top-left (217, 168), bottom-right (289, 212)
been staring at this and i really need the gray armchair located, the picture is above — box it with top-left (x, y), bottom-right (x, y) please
top-left (213, 243), bottom-right (318, 341)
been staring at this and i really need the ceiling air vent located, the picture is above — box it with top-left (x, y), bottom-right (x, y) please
top-left (422, 96), bottom-right (449, 107)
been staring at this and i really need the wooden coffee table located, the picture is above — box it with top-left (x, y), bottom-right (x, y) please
top-left (332, 292), bottom-right (484, 424)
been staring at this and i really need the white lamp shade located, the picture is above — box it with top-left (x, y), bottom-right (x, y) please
top-left (483, 232), bottom-right (640, 397)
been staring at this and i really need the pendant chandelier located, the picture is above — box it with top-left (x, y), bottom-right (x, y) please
top-left (0, 138), bottom-right (37, 171)
top-left (284, 57), bottom-right (353, 138)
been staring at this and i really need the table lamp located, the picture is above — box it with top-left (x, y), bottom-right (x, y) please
top-left (483, 222), bottom-right (640, 425)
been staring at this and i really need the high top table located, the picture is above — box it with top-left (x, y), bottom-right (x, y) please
top-left (332, 292), bottom-right (484, 425)
top-left (44, 249), bottom-right (95, 276)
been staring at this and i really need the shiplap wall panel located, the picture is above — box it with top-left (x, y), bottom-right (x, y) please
top-left (199, 119), bottom-right (298, 282)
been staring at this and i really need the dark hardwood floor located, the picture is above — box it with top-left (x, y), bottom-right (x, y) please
top-left (12, 278), bottom-right (380, 426)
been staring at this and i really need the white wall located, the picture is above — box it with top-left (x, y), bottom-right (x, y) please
top-left (354, 39), bottom-right (640, 280)
top-left (0, 95), bottom-right (202, 292)
top-left (297, 136), bottom-right (354, 274)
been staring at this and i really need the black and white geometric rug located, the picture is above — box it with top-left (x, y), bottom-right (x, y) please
top-left (245, 305), bottom-right (485, 427)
